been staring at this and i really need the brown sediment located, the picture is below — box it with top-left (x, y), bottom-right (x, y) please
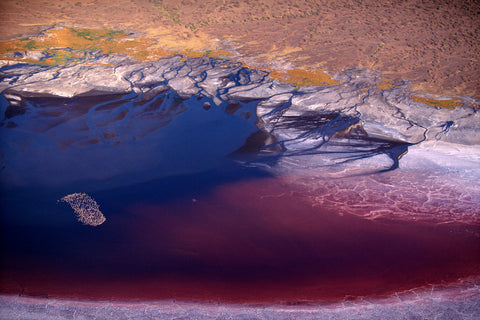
top-left (376, 78), bottom-right (395, 90)
top-left (4, 26), bottom-right (476, 111)
top-left (411, 95), bottom-right (464, 109)
top-left (0, 27), bottom-right (173, 64)
top-left (0, 27), bottom-right (233, 65)
top-left (178, 49), bottom-right (234, 59)
top-left (269, 68), bottom-right (339, 87)
top-left (0, 0), bottom-right (478, 99)
top-left (1, 175), bottom-right (479, 304)
top-left (201, 0), bottom-right (480, 99)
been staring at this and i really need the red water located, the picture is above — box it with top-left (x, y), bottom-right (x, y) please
top-left (1, 176), bottom-right (479, 304)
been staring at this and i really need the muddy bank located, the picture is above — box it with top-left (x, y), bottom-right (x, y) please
top-left (1, 54), bottom-right (478, 188)
top-left (1, 0), bottom-right (478, 98)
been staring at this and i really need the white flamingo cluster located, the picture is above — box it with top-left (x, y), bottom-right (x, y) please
top-left (60, 193), bottom-right (106, 226)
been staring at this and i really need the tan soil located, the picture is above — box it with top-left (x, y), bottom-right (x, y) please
top-left (0, 0), bottom-right (479, 98)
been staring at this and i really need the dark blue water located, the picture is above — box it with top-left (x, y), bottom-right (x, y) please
top-left (0, 83), bottom-right (269, 264)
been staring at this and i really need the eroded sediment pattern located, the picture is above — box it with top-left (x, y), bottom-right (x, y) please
top-left (279, 170), bottom-right (480, 225)
top-left (1, 53), bottom-right (478, 171)
top-left (1, 53), bottom-right (478, 149)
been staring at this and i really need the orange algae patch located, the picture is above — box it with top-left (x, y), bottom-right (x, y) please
top-left (0, 38), bottom-right (36, 53)
top-left (269, 68), bottom-right (339, 87)
top-left (39, 28), bottom-right (127, 51)
top-left (377, 78), bottom-right (395, 90)
top-left (0, 27), bottom-right (172, 65)
top-left (0, 28), bottom-right (126, 54)
top-left (411, 95), bottom-right (463, 109)
top-left (0, 27), bottom-right (233, 65)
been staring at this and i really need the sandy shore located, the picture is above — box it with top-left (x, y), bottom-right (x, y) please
top-left (1, 278), bottom-right (480, 319)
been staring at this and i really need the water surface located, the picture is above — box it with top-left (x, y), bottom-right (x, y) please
top-left (1, 76), bottom-right (479, 304)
